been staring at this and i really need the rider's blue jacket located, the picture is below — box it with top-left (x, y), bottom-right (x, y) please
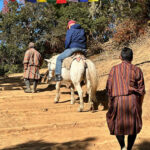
top-left (65, 24), bottom-right (87, 49)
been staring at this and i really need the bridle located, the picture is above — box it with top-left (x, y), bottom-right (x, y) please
top-left (48, 62), bottom-right (56, 80)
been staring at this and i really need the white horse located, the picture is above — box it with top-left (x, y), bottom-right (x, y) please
top-left (45, 54), bottom-right (98, 112)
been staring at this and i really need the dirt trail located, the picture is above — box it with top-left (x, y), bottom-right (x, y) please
top-left (0, 38), bottom-right (150, 150)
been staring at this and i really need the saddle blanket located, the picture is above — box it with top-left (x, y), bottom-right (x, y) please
top-left (62, 54), bottom-right (86, 70)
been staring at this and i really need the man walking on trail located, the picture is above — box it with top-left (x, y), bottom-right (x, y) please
top-left (106, 47), bottom-right (145, 150)
top-left (55, 20), bottom-right (87, 81)
top-left (23, 42), bottom-right (42, 93)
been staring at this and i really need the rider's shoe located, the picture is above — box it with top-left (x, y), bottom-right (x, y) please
top-left (55, 75), bottom-right (62, 81)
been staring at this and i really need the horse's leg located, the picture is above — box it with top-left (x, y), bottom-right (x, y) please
top-left (86, 69), bottom-right (93, 110)
top-left (74, 83), bottom-right (84, 112)
top-left (70, 83), bottom-right (75, 105)
top-left (86, 78), bottom-right (93, 110)
top-left (54, 81), bottom-right (61, 103)
top-left (70, 60), bottom-right (85, 112)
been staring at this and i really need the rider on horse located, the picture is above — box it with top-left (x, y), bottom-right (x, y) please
top-left (55, 20), bottom-right (87, 81)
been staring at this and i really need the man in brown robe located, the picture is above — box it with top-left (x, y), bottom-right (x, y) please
top-left (23, 42), bottom-right (42, 93)
top-left (106, 47), bottom-right (145, 150)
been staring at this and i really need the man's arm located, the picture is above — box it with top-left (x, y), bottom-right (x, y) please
top-left (139, 95), bottom-right (145, 106)
top-left (106, 67), bottom-right (114, 97)
top-left (65, 30), bottom-right (72, 49)
top-left (106, 67), bottom-right (114, 108)
top-left (136, 68), bottom-right (145, 106)
top-left (23, 51), bottom-right (30, 70)
top-left (136, 68), bottom-right (146, 95)
top-left (39, 54), bottom-right (43, 68)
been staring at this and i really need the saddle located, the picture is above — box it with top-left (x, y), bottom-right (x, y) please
top-left (62, 52), bottom-right (86, 70)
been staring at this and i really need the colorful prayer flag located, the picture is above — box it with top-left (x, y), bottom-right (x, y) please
top-left (88, 0), bottom-right (99, 2)
top-left (27, 0), bottom-right (37, 3)
top-left (2, 0), bottom-right (9, 14)
top-left (10, 0), bottom-right (16, 2)
top-left (37, 0), bottom-right (47, 2)
top-left (69, 0), bottom-right (78, 2)
top-left (56, 0), bottom-right (67, 4)
top-left (79, 0), bottom-right (88, 2)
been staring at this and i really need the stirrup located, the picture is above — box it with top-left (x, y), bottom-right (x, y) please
top-left (55, 75), bottom-right (62, 81)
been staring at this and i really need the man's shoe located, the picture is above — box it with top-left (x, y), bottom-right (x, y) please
top-left (24, 88), bottom-right (32, 93)
top-left (32, 89), bottom-right (37, 93)
top-left (55, 75), bottom-right (62, 81)
top-left (32, 81), bottom-right (38, 93)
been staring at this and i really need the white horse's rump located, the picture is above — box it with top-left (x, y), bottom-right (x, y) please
top-left (45, 54), bottom-right (97, 112)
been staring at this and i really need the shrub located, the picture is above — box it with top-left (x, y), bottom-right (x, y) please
top-left (4, 64), bottom-right (23, 75)
top-left (113, 19), bottom-right (146, 45)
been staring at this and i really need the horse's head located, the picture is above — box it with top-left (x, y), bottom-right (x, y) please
top-left (44, 59), bottom-right (55, 81)
top-left (45, 55), bottom-right (59, 80)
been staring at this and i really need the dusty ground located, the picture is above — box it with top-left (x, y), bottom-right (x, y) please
top-left (0, 37), bottom-right (150, 150)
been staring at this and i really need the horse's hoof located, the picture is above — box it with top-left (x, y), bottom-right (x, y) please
top-left (89, 106), bottom-right (93, 111)
top-left (70, 101), bottom-right (75, 105)
top-left (78, 108), bottom-right (83, 112)
top-left (92, 110), bottom-right (98, 113)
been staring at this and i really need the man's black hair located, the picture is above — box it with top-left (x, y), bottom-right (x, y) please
top-left (121, 47), bottom-right (133, 62)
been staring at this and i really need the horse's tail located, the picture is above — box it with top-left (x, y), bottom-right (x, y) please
top-left (85, 59), bottom-right (98, 102)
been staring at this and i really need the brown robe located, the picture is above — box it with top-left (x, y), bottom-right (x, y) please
top-left (106, 61), bottom-right (145, 135)
top-left (23, 48), bottom-right (42, 80)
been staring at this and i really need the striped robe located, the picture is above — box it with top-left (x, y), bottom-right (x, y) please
top-left (106, 61), bottom-right (145, 135)
top-left (23, 48), bottom-right (42, 80)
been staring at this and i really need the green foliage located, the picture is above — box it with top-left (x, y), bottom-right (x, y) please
top-left (0, 0), bottom-right (150, 75)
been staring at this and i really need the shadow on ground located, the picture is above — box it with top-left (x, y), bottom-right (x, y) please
top-left (78, 89), bottom-right (108, 111)
top-left (1, 137), bottom-right (96, 150)
top-left (60, 88), bottom-right (109, 111)
top-left (39, 82), bottom-right (70, 92)
top-left (94, 89), bottom-right (108, 110)
top-left (0, 76), bottom-right (47, 91)
top-left (38, 84), bottom-right (56, 92)
top-left (134, 141), bottom-right (150, 150)
top-left (0, 76), bottom-right (24, 90)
